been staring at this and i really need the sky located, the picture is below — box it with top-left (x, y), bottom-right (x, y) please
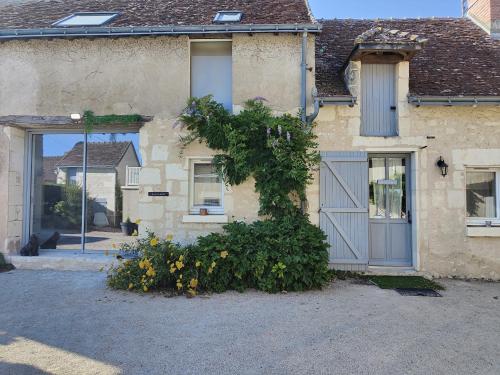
top-left (309, 0), bottom-right (462, 19)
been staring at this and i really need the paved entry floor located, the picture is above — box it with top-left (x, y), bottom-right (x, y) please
top-left (0, 271), bottom-right (499, 375)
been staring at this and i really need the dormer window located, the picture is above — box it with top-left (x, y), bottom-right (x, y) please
top-left (213, 11), bottom-right (243, 24)
top-left (53, 12), bottom-right (119, 27)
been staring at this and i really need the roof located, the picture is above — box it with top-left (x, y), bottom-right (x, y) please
top-left (316, 18), bottom-right (500, 97)
top-left (0, 0), bottom-right (314, 29)
top-left (56, 141), bottom-right (134, 168)
top-left (43, 156), bottom-right (61, 183)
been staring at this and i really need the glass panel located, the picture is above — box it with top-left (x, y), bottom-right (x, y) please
top-left (85, 132), bottom-right (142, 252)
top-left (466, 171), bottom-right (496, 218)
top-left (56, 14), bottom-right (117, 27)
top-left (31, 134), bottom-right (84, 250)
top-left (369, 158), bottom-right (386, 218)
top-left (388, 157), bottom-right (407, 219)
top-left (193, 163), bottom-right (222, 208)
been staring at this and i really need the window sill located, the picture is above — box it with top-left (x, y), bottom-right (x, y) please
top-left (466, 226), bottom-right (500, 237)
top-left (182, 215), bottom-right (228, 224)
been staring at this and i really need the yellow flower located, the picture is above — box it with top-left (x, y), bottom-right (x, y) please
top-left (166, 234), bottom-right (174, 241)
top-left (195, 261), bottom-right (202, 267)
top-left (175, 261), bottom-right (184, 270)
top-left (143, 286), bottom-right (148, 292)
top-left (179, 255), bottom-right (184, 261)
top-left (135, 219), bottom-right (142, 224)
top-left (188, 288), bottom-right (197, 297)
top-left (189, 278), bottom-right (198, 288)
top-left (150, 237), bottom-right (159, 247)
top-left (128, 283), bottom-right (134, 290)
top-left (169, 266), bottom-right (176, 274)
top-left (139, 260), bottom-right (145, 269)
top-left (176, 281), bottom-right (183, 290)
top-left (179, 274), bottom-right (183, 279)
top-left (132, 229), bottom-right (138, 236)
top-left (220, 250), bottom-right (229, 259)
top-left (208, 267), bottom-right (213, 274)
top-left (211, 261), bottom-right (216, 268)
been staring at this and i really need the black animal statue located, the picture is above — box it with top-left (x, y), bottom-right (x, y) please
top-left (40, 232), bottom-right (61, 249)
top-left (20, 235), bottom-right (39, 256)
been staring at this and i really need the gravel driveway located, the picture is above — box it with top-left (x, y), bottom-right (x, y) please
top-left (0, 270), bottom-right (499, 375)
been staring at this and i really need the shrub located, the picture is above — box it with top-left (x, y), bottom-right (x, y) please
top-left (107, 216), bottom-right (330, 295)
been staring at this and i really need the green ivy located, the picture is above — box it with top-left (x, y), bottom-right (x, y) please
top-left (180, 97), bottom-right (320, 218)
top-left (83, 111), bottom-right (143, 133)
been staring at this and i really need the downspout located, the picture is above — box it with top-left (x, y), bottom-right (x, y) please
top-left (301, 31), bottom-right (308, 123)
top-left (301, 31), bottom-right (320, 125)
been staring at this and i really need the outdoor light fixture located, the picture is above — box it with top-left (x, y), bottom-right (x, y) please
top-left (437, 156), bottom-right (448, 177)
top-left (70, 113), bottom-right (81, 121)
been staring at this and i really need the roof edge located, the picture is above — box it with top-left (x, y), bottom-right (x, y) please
top-left (408, 96), bottom-right (500, 106)
top-left (0, 23), bottom-right (322, 41)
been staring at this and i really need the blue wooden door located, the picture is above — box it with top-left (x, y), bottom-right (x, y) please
top-left (320, 152), bottom-right (369, 271)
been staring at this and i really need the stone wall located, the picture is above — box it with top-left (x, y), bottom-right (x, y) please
top-left (0, 33), bottom-right (314, 249)
top-left (309, 61), bottom-right (500, 280)
top-left (0, 127), bottom-right (25, 254)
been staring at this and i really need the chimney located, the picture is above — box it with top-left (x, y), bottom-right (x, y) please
top-left (464, 0), bottom-right (500, 38)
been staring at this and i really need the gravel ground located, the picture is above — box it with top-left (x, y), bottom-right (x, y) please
top-left (0, 270), bottom-right (499, 375)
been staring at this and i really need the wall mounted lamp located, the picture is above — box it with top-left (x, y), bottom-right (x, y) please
top-left (437, 156), bottom-right (448, 177)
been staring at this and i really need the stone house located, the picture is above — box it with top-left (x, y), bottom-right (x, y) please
top-left (0, 0), bottom-right (499, 280)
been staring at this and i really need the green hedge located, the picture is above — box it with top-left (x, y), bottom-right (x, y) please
top-left (107, 215), bottom-right (330, 295)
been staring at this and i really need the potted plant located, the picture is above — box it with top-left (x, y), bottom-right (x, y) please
top-left (120, 217), bottom-right (132, 236)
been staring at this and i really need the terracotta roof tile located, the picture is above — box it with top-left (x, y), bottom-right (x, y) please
top-left (0, 0), bottom-right (313, 29)
top-left (316, 18), bottom-right (500, 97)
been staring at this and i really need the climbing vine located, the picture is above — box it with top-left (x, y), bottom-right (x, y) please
top-left (180, 96), bottom-right (320, 219)
top-left (83, 110), bottom-right (143, 133)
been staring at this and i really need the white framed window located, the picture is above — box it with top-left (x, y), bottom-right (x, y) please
top-left (466, 168), bottom-right (500, 226)
top-left (189, 159), bottom-right (224, 215)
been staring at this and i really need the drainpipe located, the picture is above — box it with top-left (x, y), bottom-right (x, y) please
top-left (306, 87), bottom-right (320, 124)
top-left (301, 31), bottom-right (308, 123)
top-left (301, 31), bottom-right (320, 125)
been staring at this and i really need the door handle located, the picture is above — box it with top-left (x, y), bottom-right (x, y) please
top-left (408, 210), bottom-right (412, 224)
top-left (390, 106), bottom-right (397, 111)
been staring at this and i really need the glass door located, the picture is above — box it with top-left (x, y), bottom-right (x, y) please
top-left (29, 133), bottom-right (85, 251)
top-left (368, 154), bottom-right (412, 266)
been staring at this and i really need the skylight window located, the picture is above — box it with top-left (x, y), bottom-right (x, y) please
top-left (53, 12), bottom-right (119, 27)
top-left (213, 11), bottom-right (243, 24)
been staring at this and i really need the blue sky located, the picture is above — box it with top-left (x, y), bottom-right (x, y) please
top-left (309, 0), bottom-right (462, 19)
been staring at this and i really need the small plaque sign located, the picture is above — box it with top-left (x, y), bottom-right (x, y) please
top-left (377, 179), bottom-right (397, 186)
top-left (148, 192), bottom-right (170, 197)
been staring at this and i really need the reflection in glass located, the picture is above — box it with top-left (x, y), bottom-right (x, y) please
top-left (369, 158), bottom-right (386, 218)
top-left (466, 172), bottom-right (496, 218)
top-left (193, 163), bottom-right (222, 207)
top-left (31, 134), bottom-right (84, 250)
top-left (388, 158), bottom-right (406, 219)
top-left (85, 133), bottom-right (142, 251)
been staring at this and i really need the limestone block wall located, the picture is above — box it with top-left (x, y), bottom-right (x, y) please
top-left (309, 60), bottom-right (500, 280)
top-left (0, 127), bottom-right (25, 254)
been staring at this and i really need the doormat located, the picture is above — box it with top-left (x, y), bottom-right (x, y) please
top-left (395, 288), bottom-right (442, 297)
top-left (368, 276), bottom-right (445, 291)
